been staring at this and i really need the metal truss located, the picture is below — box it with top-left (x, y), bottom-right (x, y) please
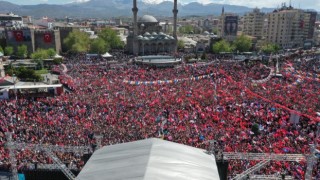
top-left (232, 160), bottom-right (270, 180)
top-left (9, 142), bottom-right (90, 154)
top-left (222, 152), bottom-right (306, 162)
top-left (249, 174), bottom-right (293, 180)
top-left (4, 132), bottom-right (91, 180)
top-left (44, 149), bottom-right (77, 180)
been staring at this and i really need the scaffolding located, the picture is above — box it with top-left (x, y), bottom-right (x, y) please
top-left (222, 152), bottom-right (306, 161)
top-left (223, 152), bottom-right (306, 180)
top-left (232, 160), bottom-right (270, 180)
top-left (4, 132), bottom-right (18, 180)
top-left (249, 174), bottom-right (294, 180)
top-left (9, 142), bottom-right (90, 154)
top-left (5, 132), bottom-right (91, 180)
top-left (44, 149), bottom-right (77, 180)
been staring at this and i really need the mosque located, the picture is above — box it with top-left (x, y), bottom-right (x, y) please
top-left (126, 0), bottom-right (178, 55)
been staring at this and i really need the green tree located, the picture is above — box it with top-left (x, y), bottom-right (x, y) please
top-left (63, 30), bottom-right (90, 53)
top-left (90, 38), bottom-right (109, 54)
top-left (212, 40), bottom-right (233, 54)
top-left (177, 40), bottom-right (185, 50)
top-left (260, 43), bottom-right (280, 54)
top-left (233, 35), bottom-right (252, 53)
top-left (16, 45), bottom-right (28, 58)
top-left (98, 28), bottom-right (124, 49)
top-left (6, 66), bottom-right (42, 82)
top-left (179, 25), bottom-right (194, 34)
top-left (4, 46), bottom-right (14, 56)
top-left (47, 48), bottom-right (56, 58)
top-left (0, 46), bottom-right (3, 53)
top-left (31, 49), bottom-right (49, 60)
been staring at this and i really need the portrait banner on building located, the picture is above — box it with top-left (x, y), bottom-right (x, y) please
top-left (224, 16), bottom-right (238, 36)
top-left (43, 33), bottom-right (52, 43)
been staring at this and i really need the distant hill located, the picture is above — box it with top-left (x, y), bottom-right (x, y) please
top-left (0, 0), bottom-right (296, 18)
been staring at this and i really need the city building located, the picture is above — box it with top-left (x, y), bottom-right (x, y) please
top-left (0, 13), bottom-right (24, 28)
top-left (265, 4), bottom-right (317, 49)
top-left (242, 8), bottom-right (265, 40)
top-left (218, 7), bottom-right (239, 41)
top-left (126, 0), bottom-right (178, 55)
top-left (303, 11), bottom-right (317, 40)
top-left (5, 27), bottom-right (61, 55)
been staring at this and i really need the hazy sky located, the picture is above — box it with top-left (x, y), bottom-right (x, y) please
top-left (5, 0), bottom-right (320, 11)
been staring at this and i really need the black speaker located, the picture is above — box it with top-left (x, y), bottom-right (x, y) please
top-left (216, 160), bottom-right (229, 180)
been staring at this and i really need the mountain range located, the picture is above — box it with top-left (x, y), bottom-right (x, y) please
top-left (0, 0), bottom-right (294, 19)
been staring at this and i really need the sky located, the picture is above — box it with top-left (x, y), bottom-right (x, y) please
top-left (4, 0), bottom-right (320, 11)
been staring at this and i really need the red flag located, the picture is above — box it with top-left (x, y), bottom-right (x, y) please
top-left (43, 33), bottom-right (52, 43)
top-left (13, 31), bottom-right (23, 41)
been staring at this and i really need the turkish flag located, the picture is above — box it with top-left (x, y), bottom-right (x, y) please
top-left (43, 33), bottom-right (52, 43)
top-left (13, 31), bottom-right (23, 42)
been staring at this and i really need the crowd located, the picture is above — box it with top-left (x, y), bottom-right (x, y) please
top-left (0, 52), bottom-right (319, 179)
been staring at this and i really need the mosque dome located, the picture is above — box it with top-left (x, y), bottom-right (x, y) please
top-left (144, 32), bottom-right (151, 36)
top-left (139, 15), bottom-right (158, 23)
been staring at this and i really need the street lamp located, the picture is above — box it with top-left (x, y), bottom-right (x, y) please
top-left (12, 74), bottom-right (17, 100)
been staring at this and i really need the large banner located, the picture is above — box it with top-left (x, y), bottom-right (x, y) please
top-left (224, 16), bottom-right (238, 36)
top-left (7, 29), bottom-right (31, 42)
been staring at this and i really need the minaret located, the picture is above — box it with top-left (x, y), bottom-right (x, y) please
top-left (132, 0), bottom-right (138, 37)
top-left (173, 0), bottom-right (178, 39)
top-left (172, 0), bottom-right (178, 53)
top-left (132, 0), bottom-right (139, 55)
top-left (220, 6), bottom-right (225, 37)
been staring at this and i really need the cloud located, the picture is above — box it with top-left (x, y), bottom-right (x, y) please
top-left (72, 0), bottom-right (90, 2)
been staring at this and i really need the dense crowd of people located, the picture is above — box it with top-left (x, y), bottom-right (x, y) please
top-left (0, 51), bottom-right (319, 179)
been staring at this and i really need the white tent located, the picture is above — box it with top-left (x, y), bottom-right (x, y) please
top-left (102, 52), bottom-right (112, 58)
top-left (0, 52), bottom-right (3, 57)
top-left (54, 54), bottom-right (63, 59)
top-left (77, 138), bottom-right (220, 180)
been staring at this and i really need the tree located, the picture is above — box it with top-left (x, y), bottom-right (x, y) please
top-left (98, 28), bottom-right (124, 49)
top-left (179, 25), bottom-right (194, 34)
top-left (260, 43), bottom-right (280, 54)
top-left (47, 48), bottom-right (56, 58)
top-left (90, 38), bottom-right (109, 54)
top-left (233, 35), bottom-right (252, 53)
top-left (212, 40), bottom-right (233, 54)
top-left (4, 46), bottom-right (14, 56)
top-left (0, 46), bottom-right (3, 53)
top-left (177, 40), bottom-right (185, 50)
top-left (31, 49), bottom-right (49, 60)
top-left (6, 66), bottom-right (42, 82)
top-left (63, 30), bottom-right (90, 53)
top-left (16, 45), bottom-right (28, 58)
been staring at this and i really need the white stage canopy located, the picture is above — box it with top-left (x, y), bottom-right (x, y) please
top-left (77, 138), bottom-right (220, 180)
top-left (102, 52), bottom-right (112, 58)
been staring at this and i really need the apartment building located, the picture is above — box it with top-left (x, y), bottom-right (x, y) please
top-left (242, 8), bottom-right (265, 40)
top-left (265, 5), bottom-right (317, 49)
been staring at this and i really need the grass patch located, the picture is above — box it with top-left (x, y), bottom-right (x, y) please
top-left (35, 69), bottom-right (49, 75)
